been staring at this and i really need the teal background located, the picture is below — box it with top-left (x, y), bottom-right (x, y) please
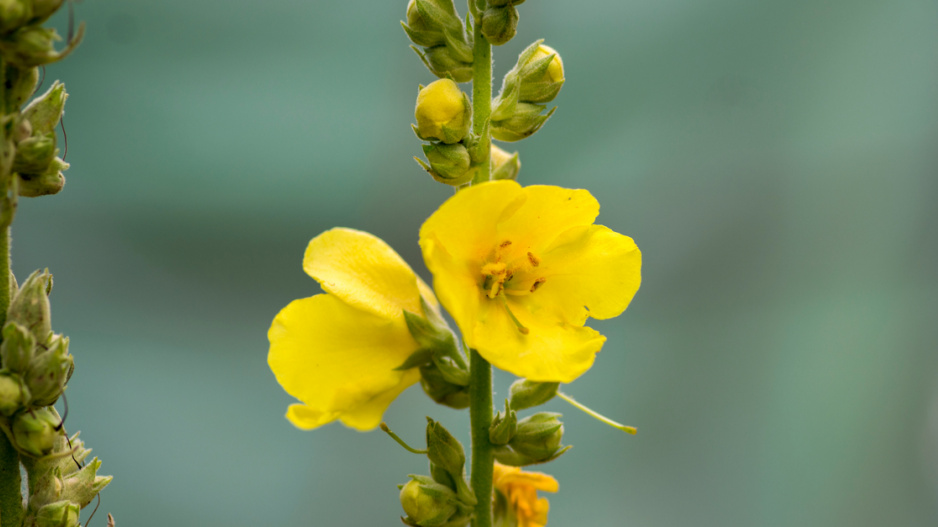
top-left (13, 0), bottom-right (938, 525)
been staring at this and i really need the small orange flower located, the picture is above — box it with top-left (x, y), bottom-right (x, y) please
top-left (493, 462), bottom-right (559, 527)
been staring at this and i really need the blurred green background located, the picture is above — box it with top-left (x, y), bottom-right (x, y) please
top-left (15, 0), bottom-right (938, 525)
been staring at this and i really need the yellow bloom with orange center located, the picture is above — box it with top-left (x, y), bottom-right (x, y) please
top-left (419, 180), bottom-right (641, 382)
top-left (267, 228), bottom-right (438, 431)
top-left (493, 462), bottom-right (558, 527)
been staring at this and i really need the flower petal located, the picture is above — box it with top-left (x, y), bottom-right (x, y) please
top-left (268, 294), bottom-right (418, 430)
top-left (496, 185), bottom-right (600, 253)
top-left (304, 228), bottom-right (426, 319)
top-left (471, 295), bottom-right (606, 383)
top-left (536, 224), bottom-right (642, 324)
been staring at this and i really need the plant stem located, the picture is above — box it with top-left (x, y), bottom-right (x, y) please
top-left (468, 349), bottom-right (493, 527)
top-left (0, 432), bottom-right (23, 527)
top-left (470, 3), bottom-right (492, 185)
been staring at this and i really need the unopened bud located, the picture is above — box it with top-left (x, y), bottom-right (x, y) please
top-left (419, 362), bottom-right (469, 409)
top-left (1, 321), bottom-right (36, 373)
top-left (8, 269), bottom-right (53, 343)
top-left (508, 379), bottom-right (559, 411)
top-left (62, 457), bottom-right (112, 508)
top-left (414, 45), bottom-right (473, 84)
top-left (418, 143), bottom-right (472, 185)
top-left (400, 476), bottom-right (459, 527)
top-left (508, 412), bottom-right (567, 462)
top-left (403, 0), bottom-right (446, 48)
top-left (22, 81), bottom-right (66, 135)
top-left (491, 102), bottom-right (555, 142)
top-left (489, 405), bottom-right (517, 445)
top-left (0, 0), bottom-right (30, 34)
top-left (0, 371), bottom-right (28, 415)
top-left (26, 333), bottom-right (72, 406)
top-left (517, 43), bottom-right (564, 103)
top-left (414, 79), bottom-right (471, 144)
top-left (490, 144), bottom-right (520, 181)
top-left (426, 418), bottom-right (465, 476)
top-left (35, 500), bottom-right (80, 527)
top-left (12, 406), bottom-right (61, 456)
top-left (3, 64), bottom-right (38, 109)
top-left (13, 132), bottom-right (56, 173)
top-left (481, 5), bottom-right (518, 46)
top-left (17, 156), bottom-right (67, 197)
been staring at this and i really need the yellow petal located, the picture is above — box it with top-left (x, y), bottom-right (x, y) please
top-left (536, 224), bottom-right (642, 324)
top-left (496, 185), bottom-right (600, 253)
top-left (471, 295), bottom-right (606, 383)
top-left (304, 228), bottom-right (426, 319)
top-left (268, 294), bottom-right (418, 430)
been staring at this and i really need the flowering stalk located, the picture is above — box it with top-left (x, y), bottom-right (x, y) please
top-left (469, 0), bottom-right (491, 185)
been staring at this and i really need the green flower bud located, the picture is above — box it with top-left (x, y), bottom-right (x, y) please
top-left (481, 5), bottom-right (517, 46)
top-left (1, 322), bottom-right (36, 373)
top-left (35, 500), bottom-right (80, 527)
top-left (489, 404), bottom-right (517, 446)
top-left (8, 269), bottom-right (53, 344)
top-left (0, 370), bottom-right (28, 415)
top-left (508, 412), bottom-right (567, 462)
top-left (414, 45), bottom-right (473, 84)
top-left (22, 81), bottom-right (66, 135)
top-left (490, 144), bottom-right (520, 181)
top-left (3, 63), bottom-right (38, 108)
top-left (26, 333), bottom-right (72, 406)
top-left (417, 143), bottom-right (472, 185)
top-left (31, 0), bottom-right (65, 24)
top-left (508, 379), bottom-right (559, 411)
top-left (429, 461), bottom-right (456, 490)
top-left (0, 23), bottom-right (83, 67)
top-left (17, 156), bottom-right (67, 197)
top-left (61, 457), bottom-right (112, 508)
top-left (426, 418), bottom-right (465, 476)
top-left (400, 476), bottom-right (459, 527)
top-left (491, 102), bottom-right (555, 142)
top-left (12, 406), bottom-right (61, 456)
top-left (13, 132), bottom-right (56, 173)
top-left (403, 0), bottom-right (447, 48)
top-left (414, 79), bottom-right (471, 144)
top-left (0, 0), bottom-right (31, 34)
top-left (419, 361), bottom-right (469, 409)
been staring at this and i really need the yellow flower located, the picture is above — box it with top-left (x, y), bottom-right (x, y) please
top-left (493, 462), bottom-right (558, 527)
top-left (267, 228), bottom-right (438, 431)
top-left (532, 44), bottom-right (563, 83)
top-left (419, 180), bottom-right (641, 382)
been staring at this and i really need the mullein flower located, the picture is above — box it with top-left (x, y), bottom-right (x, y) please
top-left (492, 462), bottom-right (558, 527)
top-left (419, 180), bottom-right (641, 382)
top-left (267, 228), bottom-right (439, 430)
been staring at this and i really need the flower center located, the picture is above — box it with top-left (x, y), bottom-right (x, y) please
top-left (480, 240), bottom-right (546, 335)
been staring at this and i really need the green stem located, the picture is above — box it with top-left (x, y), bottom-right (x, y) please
top-left (0, 432), bottom-right (23, 527)
top-left (470, 3), bottom-right (492, 185)
top-left (468, 349), bottom-right (493, 527)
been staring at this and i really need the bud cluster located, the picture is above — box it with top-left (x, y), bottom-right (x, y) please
top-left (401, 297), bottom-right (470, 409)
top-left (489, 380), bottom-right (570, 466)
top-left (403, 0), bottom-right (474, 83)
top-left (491, 40), bottom-right (565, 142)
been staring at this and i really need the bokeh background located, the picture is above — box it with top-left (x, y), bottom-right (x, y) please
top-left (14, 0), bottom-right (938, 525)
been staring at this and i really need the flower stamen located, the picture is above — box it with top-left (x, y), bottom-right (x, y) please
top-left (527, 252), bottom-right (540, 267)
top-left (500, 296), bottom-right (530, 335)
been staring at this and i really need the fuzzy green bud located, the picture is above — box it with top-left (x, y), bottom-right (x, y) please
top-left (508, 379), bottom-right (559, 411)
top-left (12, 406), bottom-right (60, 456)
top-left (0, 0), bottom-right (30, 34)
top-left (426, 418), bottom-right (465, 476)
top-left (481, 5), bottom-right (518, 46)
top-left (490, 144), bottom-right (520, 181)
top-left (0, 23), bottom-right (83, 67)
top-left (491, 102), bottom-right (555, 142)
top-left (403, 0), bottom-right (447, 48)
top-left (0, 370), bottom-right (28, 415)
top-left (414, 79), bottom-right (471, 144)
top-left (414, 45), bottom-right (473, 84)
top-left (17, 156), bottom-right (67, 197)
top-left (1, 321), bottom-right (36, 372)
top-left (35, 500), bottom-right (81, 527)
top-left (418, 143), bottom-right (472, 185)
top-left (23, 81), bottom-right (66, 135)
top-left (489, 404), bottom-right (517, 446)
top-left (516, 43), bottom-right (564, 103)
top-left (25, 333), bottom-right (72, 406)
top-left (400, 476), bottom-right (459, 527)
top-left (13, 132), bottom-right (56, 173)
top-left (419, 361), bottom-right (469, 409)
top-left (8, 269), bottom-right (52, 343)
top-left (508, 412), bottom-right (567, 462)
top-left (61, 457), bottom-right (112, 508)
top-left (3, 63), bottom-right (37, 108)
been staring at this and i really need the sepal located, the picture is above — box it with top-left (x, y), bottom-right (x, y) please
top-left (508, 379), bottom-right (558, 411)
top-left (1, 321), bottom-right (37, 373)
top-left (489, 400), bottom-right (516, 445)
top-left (491, 103), bottom-right (555, 142)
top-left (11, 406), bottom-right (61, 456)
